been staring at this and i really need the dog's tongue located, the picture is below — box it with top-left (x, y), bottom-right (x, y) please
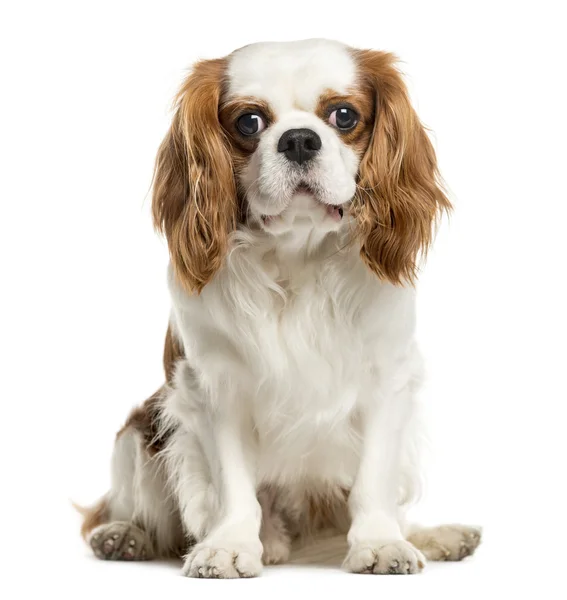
top-left (326, 205), bottom-right (344, 221)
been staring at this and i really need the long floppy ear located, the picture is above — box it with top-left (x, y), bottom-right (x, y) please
top-left (152, 58), bottom-right (238, 293)
top-left (353, 50), bottom-right (451, 284)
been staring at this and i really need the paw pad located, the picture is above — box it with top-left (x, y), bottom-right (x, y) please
top-left (89, 522), bottom-right (154, 561)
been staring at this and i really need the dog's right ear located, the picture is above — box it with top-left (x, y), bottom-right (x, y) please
top-left (152, 58), bottom-right (238, 294)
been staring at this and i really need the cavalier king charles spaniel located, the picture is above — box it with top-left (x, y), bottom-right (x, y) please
top-left (79, 39), bottom-right (481, 577)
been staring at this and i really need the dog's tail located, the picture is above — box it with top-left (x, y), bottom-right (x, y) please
top-left (72, 495), bottom-right (110, 540)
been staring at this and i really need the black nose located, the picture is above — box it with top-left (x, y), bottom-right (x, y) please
top-left (277, 128), bottom-right (322, 165)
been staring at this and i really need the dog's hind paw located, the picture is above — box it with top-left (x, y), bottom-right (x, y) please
top-left (407, 524), bottom-right (482, 561)
top-left (89, 521), bottom-right (154, 561)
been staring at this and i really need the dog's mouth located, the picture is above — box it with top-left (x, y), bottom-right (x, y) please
top-left (261, 183), bottom-right (344, 225)
top-left (295, 182), bottom-right (317, 197)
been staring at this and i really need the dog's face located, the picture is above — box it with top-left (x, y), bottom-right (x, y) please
top-left (223, 40), bottom-right (365, 236)
top-left (152, 39), bottom-right (450, 292)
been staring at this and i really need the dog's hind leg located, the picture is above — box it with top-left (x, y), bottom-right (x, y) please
top-left (78, 391), bottom-right (185, 560)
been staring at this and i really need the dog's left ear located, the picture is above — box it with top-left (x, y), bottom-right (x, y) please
top-left (353, 50), bottom-right (451, 284)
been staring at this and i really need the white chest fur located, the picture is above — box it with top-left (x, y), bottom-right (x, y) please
top-left (169, 228), bottom-right (419, 488)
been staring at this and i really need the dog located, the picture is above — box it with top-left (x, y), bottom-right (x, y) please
top-left (79, 38), bottom-right (481, 577)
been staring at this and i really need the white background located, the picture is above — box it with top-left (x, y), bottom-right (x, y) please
top-left (1, 1), bottom-right (566, 598)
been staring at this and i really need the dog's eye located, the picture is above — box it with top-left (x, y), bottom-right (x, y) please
top-left (236, 113), bottom-right (266, 136)
top-left (329, 107), bottom-right (358, 131)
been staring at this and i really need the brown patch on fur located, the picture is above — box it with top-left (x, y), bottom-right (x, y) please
top-left (163, 324), bottom-right (184, 382)
top-left (220, 97), bottom-right (275, 155)
top-left (152, 57), bottom-right (238, 294)
top-left (219, 96), bottom-right (276, 211)
top-left (117, 388), bottom-right (171, 456)
top-left (315, 89), bottom-right (374, 155)
top-left (75, 496), bottom-right (109, 540)
top-left (305, 487), bottom-right (350, 535)
top-left (351, 50), bottom-right (452, 285)
top-left (116, 325), bottom-right (183, 453)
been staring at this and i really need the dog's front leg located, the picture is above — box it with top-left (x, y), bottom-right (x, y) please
top-left (182, 405), bottom-right (263, 579)
top-left (344, 376), bottom-right (425, 575)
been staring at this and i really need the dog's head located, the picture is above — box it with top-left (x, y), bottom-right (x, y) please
top-left (153, 39), bottom-right (450, 293)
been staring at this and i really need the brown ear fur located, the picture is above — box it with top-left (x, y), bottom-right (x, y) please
top-left (353, 50), bottom-right (451, 284)
top-left (152, 58), bottom-right (238, 293)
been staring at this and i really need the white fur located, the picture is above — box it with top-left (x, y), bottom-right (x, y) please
top-left (228, 39), bottom-right (356, 111)
top-left (163, 228), bottom-right (424, 576)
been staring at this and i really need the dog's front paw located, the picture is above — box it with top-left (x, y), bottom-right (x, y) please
top-left (182, 542), bottom-right (263, 578)
top-left (343, 540), bottom-right (425, 574)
